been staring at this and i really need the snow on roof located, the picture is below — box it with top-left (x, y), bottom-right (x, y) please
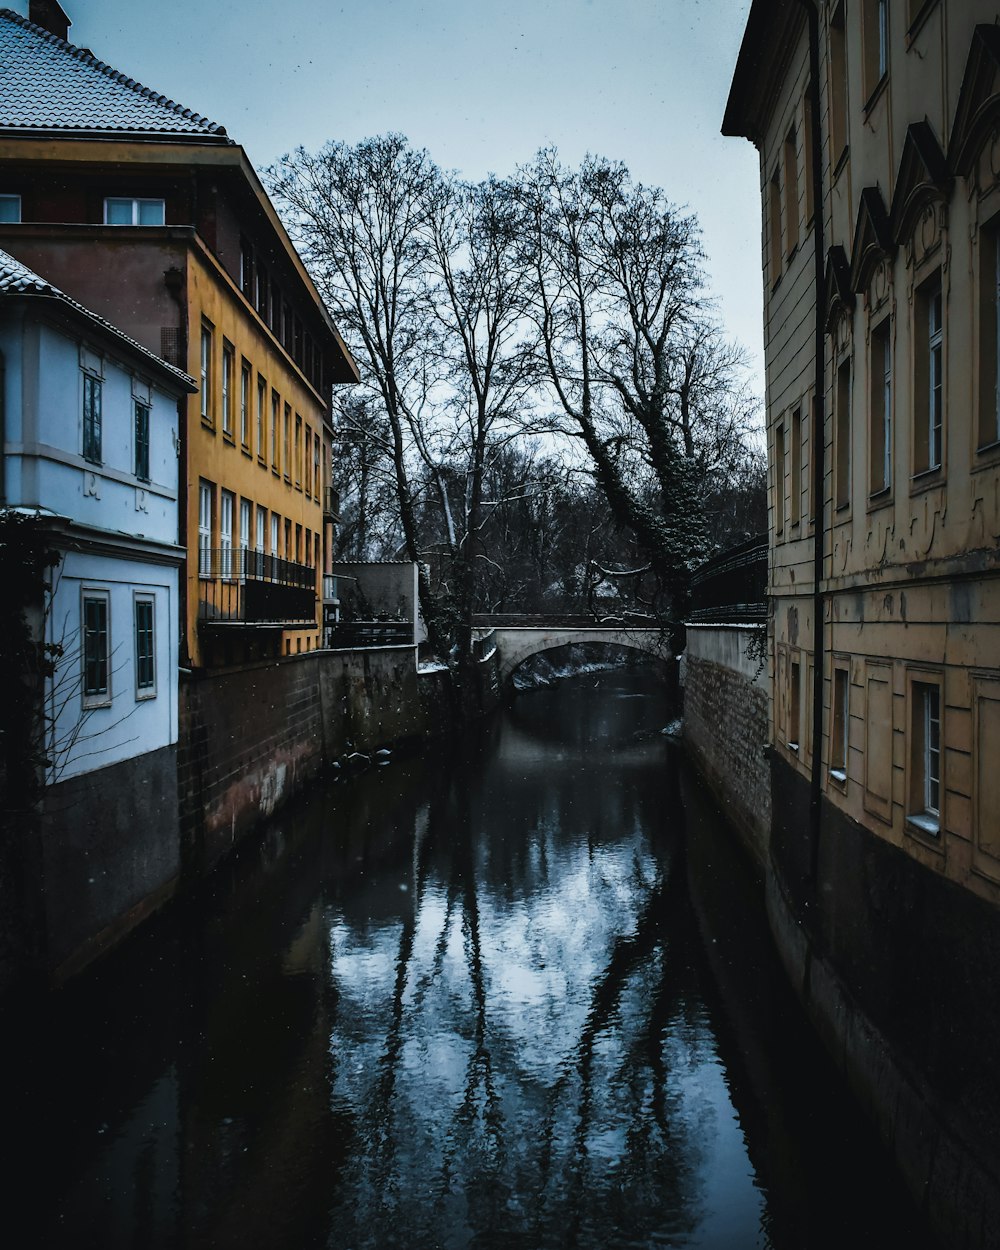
top-left (0, 247), bottom-right (196, 390)
top-left (0, 8), bottom-right (230, 140)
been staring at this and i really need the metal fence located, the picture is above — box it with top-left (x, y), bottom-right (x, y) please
top-left (688, 535), bottom-right (768, 624)
top-left (198, 548), bottom-right (317, 626)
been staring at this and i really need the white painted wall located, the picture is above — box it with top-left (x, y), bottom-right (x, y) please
top-left (1, 301), bottom-right (185, 779)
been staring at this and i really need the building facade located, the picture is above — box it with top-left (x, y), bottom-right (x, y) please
top-left (0, 246), bottom-right (195, 974)
top-left (0, 4), bottom-right (358, 669)
top-left (724, 3), bottom-right (1000, 1244)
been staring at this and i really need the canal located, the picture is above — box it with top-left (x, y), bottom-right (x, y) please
top-left (9, 667), bottom-right (940, 1249)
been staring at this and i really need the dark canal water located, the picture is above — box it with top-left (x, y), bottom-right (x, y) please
top-left (8, 669), bottom-right (940, 1249)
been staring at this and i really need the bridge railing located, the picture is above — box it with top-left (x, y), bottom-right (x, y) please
top-left (688, 536), bottom-right (768, 624)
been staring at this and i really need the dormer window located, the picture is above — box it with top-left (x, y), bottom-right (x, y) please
top-left (104, 197), bottom-right (165, 226)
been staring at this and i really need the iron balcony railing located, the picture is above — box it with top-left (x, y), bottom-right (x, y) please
top-left (198, 547), bottom-right (317, 626)
top-left (327, 620), bottom-right (413, 648)
top-left (688, 535), bottom-right (768, 624)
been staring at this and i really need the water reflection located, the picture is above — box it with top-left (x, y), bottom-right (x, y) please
top-left (7, 669), bottom-right (938, 1249)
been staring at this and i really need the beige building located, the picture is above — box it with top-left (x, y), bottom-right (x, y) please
top-left (724, 3), bottom-right (1000, 1243)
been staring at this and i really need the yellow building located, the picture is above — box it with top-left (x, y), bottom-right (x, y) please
top-left (0, 3), bottom-right (358, 668)
top-left (724, 2), bottom-right (1000, 1242)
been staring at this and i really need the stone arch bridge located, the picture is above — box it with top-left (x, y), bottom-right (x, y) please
top-left (471, 615), bottom-right (673, 685)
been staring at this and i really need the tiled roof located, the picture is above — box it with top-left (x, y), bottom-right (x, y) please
top-left (0, 8), bottom-right (229, 140)
top-left (0, 248), bottom-right (196, 390)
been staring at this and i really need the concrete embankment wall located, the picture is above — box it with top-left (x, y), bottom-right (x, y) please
top-left (681, 623), bottom-right (770, 868)
top-left (769, 757), bottom-right (1000, 1249)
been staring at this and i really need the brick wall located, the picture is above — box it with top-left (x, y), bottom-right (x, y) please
top-left (683, 625), bottom-right (771, 867)
top-left (178, 647), bottom-right (455, 877)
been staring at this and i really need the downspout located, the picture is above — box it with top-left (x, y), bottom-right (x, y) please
top-left (0, 347), bottom-right (6, 506)
top-left (797, 0), bottom-right (827, 877)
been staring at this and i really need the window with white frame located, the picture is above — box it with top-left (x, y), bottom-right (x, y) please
top-left (0, 193), bottom-right (21, 222)
top-left (270, 512), bottom-right (280, 557)
top-left (240, 498), bottom-right (251, 579)
top-left (830, 664), bottom-right (849, 782)
top-left (134, 594), bottom-right (156, 697)
top-left (134, 400), bottom-right (150, 482)
top-left (200, 323), bottom-right (213, 424)
top-left (82, 589), bottom-right (111, 707)
top-left (104, 197), bottom-right (165, 226)
top-left (240, 360), bottom-right (251, 447)
top-left (914, 272), bottom-right (943, 475)
top-left (198, 480), bottom-right (213, 578)
top-left (220, 490), bottom-right (235, 578)
top-left (82, 372), bottom-right (102, 464)
top-left (978, 219), bottom-right (1000, 450)
top-left (870, 318), bottom-right (892, 495)
top-left (908, 678), bottom-right (942, 835)
top-left (222, 342), bottom-right (234, 437)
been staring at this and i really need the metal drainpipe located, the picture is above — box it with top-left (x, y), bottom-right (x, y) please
top-left (0, 347), bottom-right (6, 506)
top-left (796, 0), bottom-right (827, 877)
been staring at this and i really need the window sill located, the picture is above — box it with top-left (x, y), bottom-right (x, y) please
top-left (135, 689), bottom-right (157, 702)
top-left (83, 696), bottom-right (112, 710)
top-left (910, 466), bottom-right (943, 496)
top-left (829, 768), bottom-right (847, 784)
top-left (907, 812), bottom-right (940, 839)
top-left (222, 432), bottom-right (236, 446)
top-left (862, 74), bottom-right (888, 118)
top-left (201, 419), bottom-right (215, 433)
top-left (786, 741), bottom-right (799, 753)
top-left (906, 0), bottom-right (939, 45)
top-left (867, 486), bottom-right (892, 512)
top-left (832, 145), bottom-right (850, 183)
top-left (241, 445), bottom-right (253, 458)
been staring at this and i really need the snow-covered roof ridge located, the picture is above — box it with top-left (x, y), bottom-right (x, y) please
top-left (0, 7), bottom-right (229, 140)
top-left (0, 247), bottom-right (196, 390)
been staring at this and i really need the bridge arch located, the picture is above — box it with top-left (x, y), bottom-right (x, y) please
top-left (473, 622), bottom-right (672, 686)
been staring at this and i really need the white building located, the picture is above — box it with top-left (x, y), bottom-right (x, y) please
top-left (0, 247), bottom-right (195, 976)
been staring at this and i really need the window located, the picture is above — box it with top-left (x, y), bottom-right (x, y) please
top-left (240, 237), bottom-right (254, 300)
top-left (769, 165), bottom-right (782, 288)
top-left (200, 323), bottom-right (213, 424)
top-left (104, 197), bottom-right (165, 226)
top-left (870, 318), bottom-right (892, 495)
top-left (222, 342), bottom-right (235, 438)
top-left (789, 659), bottom-right (801, 750)
top-left (134, 400), bottom-right (150, 481)
top-left (271, 390), bottom-right (280, 470)
top-left (257, 376), bottom-right (266, 460)
top-left (305, 429), bottom-right (312, 497)
top-left (240, 360), bottom-right (251, 447)
top-left (240, 498), bottom-right (252, 578)
top-left (198, 480), bottom-right (213, 578)
top-left (913, 274), bottom-right (943, 475)
top-left (783, 126), bottom-right (799, 257)
top-left (909, 680), bottom-right (941, 836)
top-left (82, 590), bottom-right (110, 706)
top-left (220, 490), bottom-right (235, 578)
top-left (295, 523), bottom-right (303, 563)
top-left (256, 507), bottom-right (266, 553)
top-left (284, 519), bottom-right (292, 562)
top-left (790, 407), bottom-right (802, 526)
top-left (134, 595), bottom-right (156, 697)
top-left (831, 665), bottom-right (849, 782)
top-left (835, 357), bottom-right (851, 509)
top-left (295, 414), bottom-right (302, 487)
top-left (257, 262), bottom-right (269, 322)
top-left (82, 372), bottom-right (102, 464)
top-left (774, 420), bottom-right (786, 537)
top-left (863, 0), bottom-right (889, 99)
top-left (271, 512), bottom-right (280, 557)
top-left (284, 404), bottom-right (292, 479)
top-left (313, 434), bottom-right (321, 500)
top-left (829, 3), bottom-right (848, 165)
top-left (0, 193), bottom-right (21, 222)
top-left (803, 90), bottom-right (815, 224)
top-left (978, 221), bottom-right (1000, 449)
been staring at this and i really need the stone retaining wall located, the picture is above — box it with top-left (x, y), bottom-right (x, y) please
top-left (682, 623), bottom-right (771, 867)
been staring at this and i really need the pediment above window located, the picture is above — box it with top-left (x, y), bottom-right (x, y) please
top-left (949, 25), bottom-right (1000, 178)
top-left (890, 122), bottom-right (950, 246)
top-left (824, 244), bottom-right (854, 334)
top-left (848, 187), bottom-right (894, 295)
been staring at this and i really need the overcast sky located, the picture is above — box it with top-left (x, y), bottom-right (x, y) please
top-left (18, 0), bottom-right (762, 384)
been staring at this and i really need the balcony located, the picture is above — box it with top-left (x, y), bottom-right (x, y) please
top-left (324, 487), bottom-right (341, 522)
top-left (198, 548), bottom-right (317, 628)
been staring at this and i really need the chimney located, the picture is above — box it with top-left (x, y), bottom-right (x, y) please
top-left (29, 1), bottom-right (71, 40)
